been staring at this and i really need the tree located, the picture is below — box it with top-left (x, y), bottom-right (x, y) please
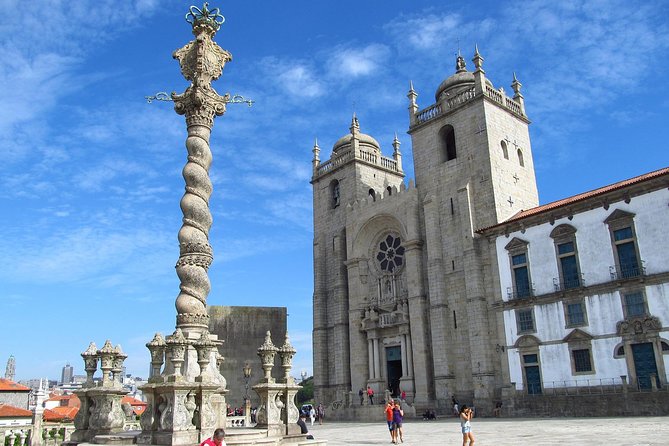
top-left (296, 376), bottom-right (313, 405)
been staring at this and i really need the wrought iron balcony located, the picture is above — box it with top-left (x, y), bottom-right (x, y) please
top-left (553, 274), bottom-right (585, 292)
top-left (609, 262), bottom-right (646, 280)
top-left (506, 284), bottom-right (535, 300)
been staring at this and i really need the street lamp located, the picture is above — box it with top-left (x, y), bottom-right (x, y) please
top-left (243, 362), bottom-right (252, 401)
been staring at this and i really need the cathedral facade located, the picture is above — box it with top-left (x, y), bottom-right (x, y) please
top-left (310, 49), bottom-right (669, 414)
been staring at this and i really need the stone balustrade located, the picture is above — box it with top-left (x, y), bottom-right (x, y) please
top-left (315, 148), bottom-right (398, 178)
top-left (414, 84), bottom-right (524, 127)
top-left (224, 416), bottom-right (247, 428)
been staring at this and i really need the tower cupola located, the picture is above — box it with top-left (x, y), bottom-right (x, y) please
top-left (332, 114), bottom-right (381, 155)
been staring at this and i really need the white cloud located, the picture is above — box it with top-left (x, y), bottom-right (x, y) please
top-left (273, 61), bottom-right (324, 98)
top-left (328, 44), bottom-right (391, 78)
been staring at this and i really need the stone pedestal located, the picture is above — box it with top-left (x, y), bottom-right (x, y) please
top-left (71, 387), bottom-right (127, 443)
top-left (137, 329), bottom-right (227, 446)
top-left (137, 382), bottom-right (223, 446)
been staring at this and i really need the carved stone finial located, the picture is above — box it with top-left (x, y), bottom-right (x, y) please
top-left (194, 330), bottom-right (216, 382)
top-left (392, 132), bottom-right (401, 153)
top-left (97, 340), bottom-right (116, 387)
top-left (257, 331), bottom-right (278, 382)
top-left (185, 3), bottom-right (226, 34)
top-left (81, 342), bottom-right (99, 387)
top-left (166, 329), bottom-right (190, 379)
top-left (511, 72), bottom-right (522, 95)
top-left (472, 44), bottom-right (484, 71)
top-left (278, 333), bottom-right (297, 383)
top-left (147, 333), bottom-right (166, 381)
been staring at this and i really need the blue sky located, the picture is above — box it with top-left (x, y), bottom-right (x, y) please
top-left (1, 0), bottom-right (668, 383)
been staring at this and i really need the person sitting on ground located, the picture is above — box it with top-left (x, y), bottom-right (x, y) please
top-left (297, 414), bottom-right (314, 440)
top-left (422, 409), bottom-right (436, 420)
top-left (199, 428), bottom-right (226, 446)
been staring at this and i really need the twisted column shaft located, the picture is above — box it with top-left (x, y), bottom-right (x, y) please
top-left (171, 20), bottom-right (232, 331)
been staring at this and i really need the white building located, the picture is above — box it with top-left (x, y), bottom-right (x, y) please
top-left (481, 169), bottom-right (669, 393)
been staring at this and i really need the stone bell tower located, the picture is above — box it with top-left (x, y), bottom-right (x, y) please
top-left (311, 115), bottom-right (404, 404)
top-left (406, 47), bottom-right (539, 411)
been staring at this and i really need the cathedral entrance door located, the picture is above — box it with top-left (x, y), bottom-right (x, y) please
top-left (632, 343), bottom-right (659, 389)
top-left (385, 346), bottom-right (402, 397)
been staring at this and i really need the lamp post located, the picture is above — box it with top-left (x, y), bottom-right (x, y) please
top-left (243, 362), bottom-right (252, 425)
top-left (243, 362), bottom-right (252, 400)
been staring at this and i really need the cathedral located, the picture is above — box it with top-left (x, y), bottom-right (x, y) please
top-left (310, 49), bottom-right (669, 415)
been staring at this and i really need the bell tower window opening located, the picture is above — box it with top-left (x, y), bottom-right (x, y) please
top-left (517, 148), bottom-right (525, 167)
top-left (439, 124), bottom-right (457, 162)
top-left (369, 188), bottom-right (376, 201)
top-left (501, 140), bottom-right (509, 159)
top-left (330, 179), bottom-right (340, 208)
top-left (386, 186), bottom-right (392, 196)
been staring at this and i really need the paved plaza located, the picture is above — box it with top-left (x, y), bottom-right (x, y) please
top-left (306, 416), bottom-right (669, 445)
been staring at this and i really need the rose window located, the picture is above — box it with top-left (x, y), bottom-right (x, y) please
top-left (376, 234), bottom-right (405, 272)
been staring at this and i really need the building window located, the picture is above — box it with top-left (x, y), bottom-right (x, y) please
top-left (369, 188), bottom-right (376, 200)
top-left (517, 148), bottom-right (524, 167)
top-left (613, 227), bottom-right (640, 277)
top-left (661, 341), bottom-right (669, 353)
top-left (622, 291), bottom-right (646, 317)
top-left (550, 224), bottom-right (581, 290)
top-left (605, 209), bottom-right (643, 279)
top-left (564, 300), bottom-right (587, 327)
top-left (516, 309), bottom-right (535, 333)
top-left (439, 125), bottom-right (457, 162)
top-left (512, 253), bottom-right (531, 298)
top-left (614, 344), bottom-right (625, 358)
top-left (386, 186), bottom-right (392, 196)
top-left (565, 329), bottom-right (595, 375)
top-left (505, 238), bottom-right (532, 299)
top-left (572, 348), bottom-right (593, 373)
top-left (501, 140), bottom-right (509, 159)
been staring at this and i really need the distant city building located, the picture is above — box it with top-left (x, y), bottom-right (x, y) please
top-left (60, 363), bottom-right (74, 385)
top-left (4, 356), bottom-right (15, 382)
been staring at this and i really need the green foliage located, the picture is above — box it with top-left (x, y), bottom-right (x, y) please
top-left (296, 376), bottom-right (314, 405)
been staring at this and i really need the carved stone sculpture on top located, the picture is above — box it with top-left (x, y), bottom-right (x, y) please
top-left (172, 3), bottom-right (232, 331)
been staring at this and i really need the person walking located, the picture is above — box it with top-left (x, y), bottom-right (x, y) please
top-left (358, 388), bottom-right (364, 405)
top-left (459, 405), bottom-right (475, 446)
top-left (384, 401), bottom-right (395, 443)
top-left (317, 403), bottom-right (325, 425)
top-left (452, 396), bottom-right (459, 417)
top-left (309, 405), bottom-right (316, 426)
top-left (199, 428), bottom-right (226, 446)
top-left (392, 400), bottom-right (404, 444)
top-left (367, 386), bottom-right (374, 405)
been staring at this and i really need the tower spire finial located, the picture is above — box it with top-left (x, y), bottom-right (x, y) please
top-left (472, 44), bottom-right (484, 72)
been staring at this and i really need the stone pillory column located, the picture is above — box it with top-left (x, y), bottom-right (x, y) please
top-left (172, 3), bottom-right (232, 332)
top-left (136, 6), bottom-right (232, 446)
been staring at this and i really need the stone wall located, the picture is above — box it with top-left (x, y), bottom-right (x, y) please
top-left (208, 306), bottom-right (287, 410)
top-left (507, 392), bottom-right (669, 417)
top-left (0, 391), bottom-right (30, 409)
